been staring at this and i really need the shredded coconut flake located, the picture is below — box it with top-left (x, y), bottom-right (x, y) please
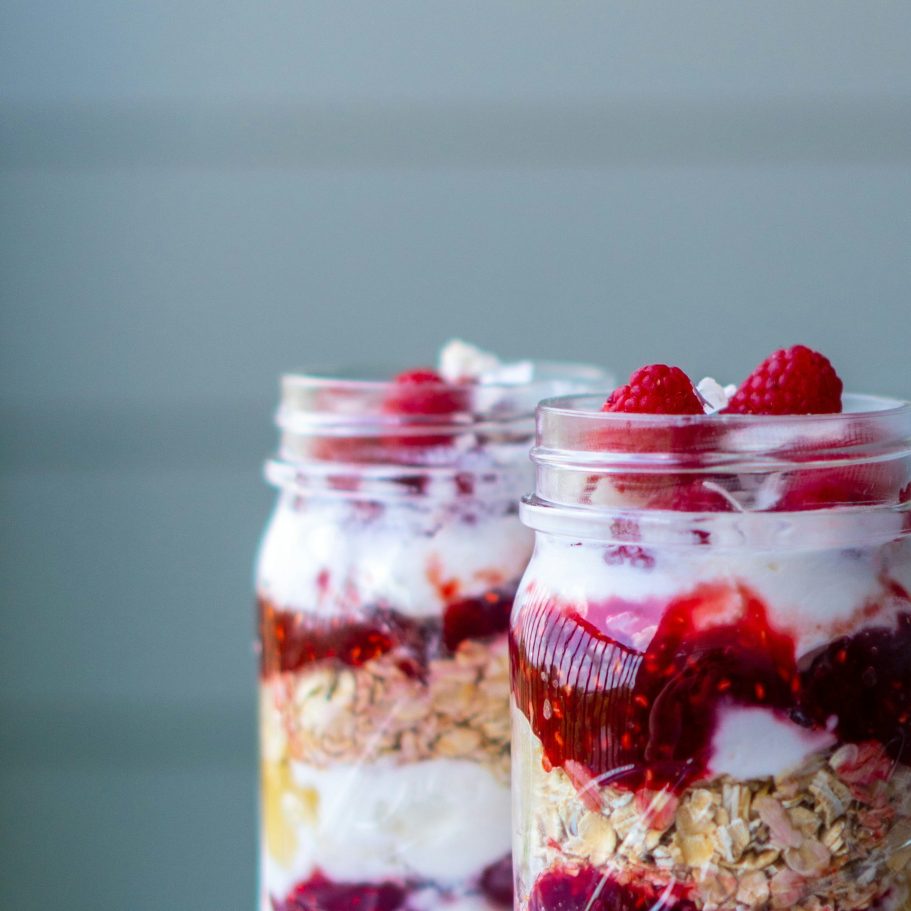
top-left (438, 340), bottom-right (501, 383)
top-left (481, 359), bottom-right (534, 385)
top-left (697, 377), bottom-right (737, 414)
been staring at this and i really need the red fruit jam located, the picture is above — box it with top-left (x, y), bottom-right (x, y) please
top-left (800, 612), bottom-right (911, 763)
top-left (275, 872), bottom-right (407, 911)
top-left (479, 855), bottom-right (514, 907)
top-left (444, 588), bottom-right (514, 653)
top-left (528, 866), bottom-right (696, 911)
top-left (260, 584), bottom-right (516, 678)
top-left (511, 581), bottom-right (911, 793)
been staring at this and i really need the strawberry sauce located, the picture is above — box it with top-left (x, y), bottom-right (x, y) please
top-left (259, 585), bottom-right (516, 678)
top-left (274, 871), bottom-right (408, 911)
top-left (800, 612), bottom-right (911, 763)
top-left (273, 855), bottom-right (514, 910)
top-left (528, 866), bottom-right (696, 911)
top-left (511, 582), bottom-right (911, 793)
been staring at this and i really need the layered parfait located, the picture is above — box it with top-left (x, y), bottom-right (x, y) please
top-left (256, 342), bottom-right (605, 910)
top-left (511, 347), bottom-right (911, 911)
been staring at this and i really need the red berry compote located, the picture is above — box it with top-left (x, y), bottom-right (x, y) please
top-left (511, 366), bottom-right (911, 911)
top-left (256, 342), bottom-right (607, 911)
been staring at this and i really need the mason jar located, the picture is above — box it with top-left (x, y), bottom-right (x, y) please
top-left (511, 393), bottom-right (911, 911)
top-left (256, 363), bottom-right (607, 911)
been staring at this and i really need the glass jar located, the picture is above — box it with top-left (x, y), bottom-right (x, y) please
top-left (511, 394), bottom-right (911, 911)
top-left (256, 364), bottom-right (607, 911)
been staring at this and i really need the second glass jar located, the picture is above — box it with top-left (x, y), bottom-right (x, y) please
top-left (511, 394), bottom-right (911, 911)
top-left (256, 364), bottom-right (606, 911)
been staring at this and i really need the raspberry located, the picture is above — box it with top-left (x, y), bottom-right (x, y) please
top-left (664, 478), bottom-right (736, 513)
top-left (773, 463), bottom-right (902, 511)
top-left (387, 368), bottom-right (461, 415)
top-left (386, 368), bottom-right (467, 416)
top-left (393, 368), bottom-right (445, 387)
top-left (595, 366), bottom-right (722, 512)
top-left (769, 418), bottom-right (907, 511)
top-left (723, 345), bottom-right (843, 415)
top-left (383, 367), bottom-right (467, 447)
top-left (602, 365), bottom-right (703, 415)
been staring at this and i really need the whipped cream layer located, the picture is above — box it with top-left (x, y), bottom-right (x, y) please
top-left (529, 533), bottom-right (910, 659)
top-left (708, 705), bottom-right (837, 779)
top-left (258, 494), bottom-right (533, 618)
top-left (263, 758), bottom-right (511, 897)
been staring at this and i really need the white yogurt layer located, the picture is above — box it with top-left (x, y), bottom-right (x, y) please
top-left (263, 758), bottom-right (511, 895)
top-left (528, 533), bottom-right (909, 659)
top-left (258, 495), bottom-right (533, 617)
top-left (708, 705), bottom-right (836, 780)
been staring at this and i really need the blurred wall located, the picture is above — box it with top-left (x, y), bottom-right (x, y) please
top-left (2, 2), bottom-right (910, 909)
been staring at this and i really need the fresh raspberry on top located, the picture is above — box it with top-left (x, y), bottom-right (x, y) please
top-left (383, 367), bottom-right (467, 448)
top-left (386, 368), bottom-right (463, 415)
top-left (394, 368), bottom-right (445, 386)
top-left (602, 364), bottom-right (703, 415)
top-left (723, 345), bottom-right (842, 415)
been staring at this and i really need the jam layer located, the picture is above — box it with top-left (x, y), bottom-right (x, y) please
top-left (273, 856), bottom-right (513, 910)
top-left (274, 872), bottom-right (407, 911)
top-left (260, 584), bottom-right (516, 678)
top-left (529, 866), bottom-right (696, 911)
top-left (511, 582), bottom-right (911, 792)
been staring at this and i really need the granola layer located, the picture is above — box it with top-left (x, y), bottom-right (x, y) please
top-left (518, 713), bottom-right (911, 911)
top-left (264, 637), bottom-right (510, 782)
top-left (260, 632), bottom-right (514, 907)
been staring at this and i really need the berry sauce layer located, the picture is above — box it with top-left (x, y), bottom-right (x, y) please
top-left (259, 583), bottom-right (516, 679)
top-left (529, 865), bottom-right (697, 911)
top-left (272, 857), bottom-right (514, 911)
top-left (274, 871), bottom-right (408, 911)
top-left (511, 583), bottom-right (911, 793)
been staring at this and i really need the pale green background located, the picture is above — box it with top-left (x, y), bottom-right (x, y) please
top-left (2, 2), bottom-right (911, 908)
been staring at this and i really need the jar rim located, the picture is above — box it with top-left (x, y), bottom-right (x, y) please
top-left (282, 361), bottom-right (609, 401)
top-left (532, 392), bottom-right (911, 471)
top-left (273, 360), bottom-right (612, 471)
top-left (529, 392), bottom-right (911, 523)
top-left (537, 392), bottom-right (911, 427)
top-left (277, 362), bottom-right (611, 437)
